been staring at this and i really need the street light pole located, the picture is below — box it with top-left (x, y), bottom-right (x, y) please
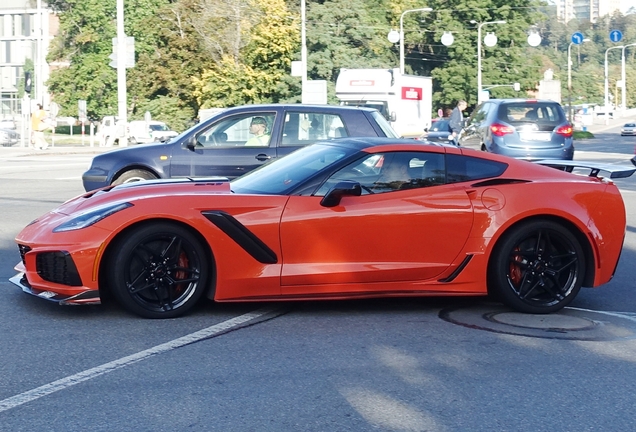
top-left (605, 45), bottom-right (623, 125)
top-left (621, 43), bottom-right (636, 118)
top-left (567, 38), bottom-right (589, 122)
top-left (471, 20), bottom-right (506, 104)
top-left (399, 7), bottom-right (433, 75)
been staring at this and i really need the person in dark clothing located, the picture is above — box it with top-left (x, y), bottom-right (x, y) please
top-left (449, 100), bottom-right (467, 145)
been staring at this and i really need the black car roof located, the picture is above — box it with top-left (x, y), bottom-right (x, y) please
top-left (484, 99), bottom-right (562, 105)
top-left (220, 104), bottom-right (379, 113)
top-left (316, 137), bottom-right (451, 151)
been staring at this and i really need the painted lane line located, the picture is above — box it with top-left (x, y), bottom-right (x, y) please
top-left (0, 308), bottom-right (274, 413)
top-left (567, 307), bottom-right (636, 323)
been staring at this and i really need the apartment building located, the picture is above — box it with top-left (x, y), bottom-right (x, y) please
top-left (554, 0), bottom-right (622, 22)
top-left (0, 0), bottom-right (56, 118)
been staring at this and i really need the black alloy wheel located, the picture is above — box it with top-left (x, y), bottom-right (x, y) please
top-left (107, 222), bottom-right (208, 318)
top-left (489, 220), bottom-right (585, 314)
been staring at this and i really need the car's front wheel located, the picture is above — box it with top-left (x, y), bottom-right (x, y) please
top-left (113, 169), bottom-right (157, 185)
top-left (107, 223), bottom-right (209, 318)
top-left (488, 220), bottom-right (585, 314)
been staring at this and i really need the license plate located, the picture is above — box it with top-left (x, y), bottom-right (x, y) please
top-left (520, 132), bottom-right (551, 142)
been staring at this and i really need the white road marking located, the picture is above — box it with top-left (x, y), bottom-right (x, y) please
top-left (566, 307), bottom-right (636, 323)
top-left (0, 308), bottom-right (274, 413)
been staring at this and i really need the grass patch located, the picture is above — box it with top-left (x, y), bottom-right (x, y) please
top-left (573, 131), bottom-right (595, 139)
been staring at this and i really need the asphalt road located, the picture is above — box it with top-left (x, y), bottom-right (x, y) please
top-left (1, 130), bottom-right (636, 431)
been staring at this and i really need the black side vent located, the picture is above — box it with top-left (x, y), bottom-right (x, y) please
top-left (202, 211), bottom-right (278, 264)
top-left (471, 178), bottom-right (531, 187)
top-left (18, 244), bottom-right (32, 265)
top-left (438, 255), bottom-right (473, 283)
top-left (36, 251), bottom-right (83, 286)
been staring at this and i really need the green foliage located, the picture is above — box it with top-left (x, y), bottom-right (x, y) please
top-left (573, 130), bottom-right (594, 139)
top-left (133, 95), bottom-right (195, 132)
top-left (44, 0), bottom-right (636, 124)
top-left (193, 0), bottom-right (299, 108)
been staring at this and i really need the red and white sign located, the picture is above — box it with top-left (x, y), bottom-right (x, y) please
top-left (349, 80), bottom-right (375, 86)
top-left (402, 87), bottom-right (422, 100)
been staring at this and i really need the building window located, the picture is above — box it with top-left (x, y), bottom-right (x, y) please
top-left (22, 14), bottom-right (31, 36)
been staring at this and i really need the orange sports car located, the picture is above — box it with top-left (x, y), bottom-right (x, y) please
top-left (10, 138), bottom-right (635, 318)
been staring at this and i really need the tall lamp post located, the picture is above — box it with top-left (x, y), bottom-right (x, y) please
top-left (605, 45), bottom-right (624, 125)
top-left (470, 20), bottom-right (506, 104)
top-left (621, 43), bottom-right (636, 117)
top-left (567, 38), bottom-right (590, 122)
top-left (399, 7), bottom-right (433, 74)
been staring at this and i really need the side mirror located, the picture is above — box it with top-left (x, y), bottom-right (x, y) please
top-left (320, 181), bottom-right (362, 207)
top-left (390, 111), bottom-right (397, 122)
top-left (186, 135), bottom-right (197, 151)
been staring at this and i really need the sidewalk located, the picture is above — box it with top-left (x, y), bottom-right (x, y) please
top-left (0, 138), bottom-right (116, 158)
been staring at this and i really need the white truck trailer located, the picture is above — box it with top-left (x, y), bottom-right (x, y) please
top-left (335, 68), bottom-right (432, 138)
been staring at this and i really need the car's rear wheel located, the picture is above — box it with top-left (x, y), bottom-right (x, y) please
top-left (488, 220), bottom-right (585, 314)
top-left (107, 223), bottom-right (208, 318)
top-left (113, 169), bottom-right (157, 185)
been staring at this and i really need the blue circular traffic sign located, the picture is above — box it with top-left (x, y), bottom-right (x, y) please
top-left (610, 29), bottom-right (623, 43)
top-left (571, 32), bottom-right (584, 45)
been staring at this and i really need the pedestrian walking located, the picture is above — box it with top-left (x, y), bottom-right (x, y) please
top-left (31, 104), bottom-right (49, 150)
top-left (448, 100), bottom-right (467, 145)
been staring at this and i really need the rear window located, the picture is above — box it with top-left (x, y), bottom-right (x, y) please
top-left (498, 102), bottom-right (565, 126)
top-left (446, 154), bottom-right (508, 184)
top-left (430, 120), bottom-right (450, 132)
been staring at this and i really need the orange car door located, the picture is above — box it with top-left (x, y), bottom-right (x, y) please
top-left (279, 183), bottom-right (474, 292)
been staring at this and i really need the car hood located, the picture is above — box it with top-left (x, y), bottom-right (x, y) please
top-left (58, 177), bottom-right (232, 216)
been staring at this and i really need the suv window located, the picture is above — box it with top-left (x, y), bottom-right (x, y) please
top-left (499, 102), bottom-right (565, 126)
top-left (282, 112), bottom-right (347, 145)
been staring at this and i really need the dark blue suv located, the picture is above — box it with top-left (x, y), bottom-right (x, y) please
top-left (459, 99), bottom-right (574, 160)
top-left (82, 104), bottom-right (398, 191)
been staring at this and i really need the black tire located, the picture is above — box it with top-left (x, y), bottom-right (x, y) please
top-left (107, 222), bottom-right (208, 318)
top-left (113, 169), bottom-right (157, 185)
top-left (488, 220), bottom-right (585, 314)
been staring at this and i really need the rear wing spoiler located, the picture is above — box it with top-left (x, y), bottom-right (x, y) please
top-left (536, 159), bottom-right (636, 179)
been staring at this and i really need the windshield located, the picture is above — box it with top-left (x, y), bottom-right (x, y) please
top-left (150, 124), bottom-right (170, 131)
top-left (231, 143), bottom-right (354, 195)
top-left (370, 110), bottom-right (400, 138)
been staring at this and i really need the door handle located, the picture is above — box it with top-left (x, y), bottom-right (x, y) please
top-left (256, 154), bottom-right (273, 161)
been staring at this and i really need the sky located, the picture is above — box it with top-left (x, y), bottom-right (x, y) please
top-left (623, 0), bottom-right (636, 13)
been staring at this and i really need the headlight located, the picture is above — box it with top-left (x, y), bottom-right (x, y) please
top-left (53, 202), bottom-right (133, 232)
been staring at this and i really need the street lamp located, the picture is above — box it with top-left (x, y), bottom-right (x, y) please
top-left (399, 7), bottom-right (433, 74)
top-left (605, 45), bottom-right (624, 125)
top-left (621, 43), bottom-right (636, 117)
top-left (470, 20), bottom-right (506, 104)
top-left (567, 38), bottom-right (590, 122)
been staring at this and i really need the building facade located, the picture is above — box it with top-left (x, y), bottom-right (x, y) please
top-left (555, 0), bottom-right (622, 22)
top-left (0, 0), bottom-right (55, 118)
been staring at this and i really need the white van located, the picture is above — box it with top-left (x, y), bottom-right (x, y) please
top-left (128, 120), bottom-right (178, 144)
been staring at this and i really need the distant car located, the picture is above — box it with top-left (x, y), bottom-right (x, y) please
top-left (425, 119), bottom-right (453, 144)
top-left (82, 104), bottom-right (399, 191)
top-left (459, 99), bottom-right (574, 160)
top-left (12, 138), bottom-right (635, 318)
top-left (0, 119), bottom-right (17, 130)
top-left (128, 120), bottom-right (178, 145)
top-left (621, 123), bottom-right (636, 136)
top-left (0, 128), bottom-right (20, 147)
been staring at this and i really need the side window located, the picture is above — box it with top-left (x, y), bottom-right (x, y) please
top-left (196, 113), bottom-right (275, 148)
top-left (282, 112), bottom-right (347, 146)
top-left (315, 151), bottom-right (446, 196)
top-left (446, 154), bottom-right (508, 183)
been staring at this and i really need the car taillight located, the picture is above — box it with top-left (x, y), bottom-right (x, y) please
top-left (556, 125), bottom-right (573, 137)
top-left (490, 123), bottom-right (514, 137)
